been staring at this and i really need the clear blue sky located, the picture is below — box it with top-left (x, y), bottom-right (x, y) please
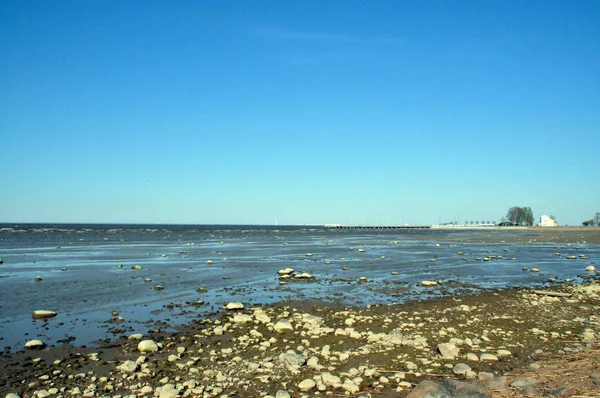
top-left (1, 1), bottom-right (599, 225)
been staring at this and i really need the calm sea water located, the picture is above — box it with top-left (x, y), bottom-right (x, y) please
top-left (0, 224), bottom-right (597, 352)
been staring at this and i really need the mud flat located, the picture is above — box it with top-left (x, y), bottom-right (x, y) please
top-left (1, 278), bottom-right (599, 398)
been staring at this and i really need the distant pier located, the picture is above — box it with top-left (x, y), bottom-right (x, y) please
top-left (324, 224), bottom-right (431, 230)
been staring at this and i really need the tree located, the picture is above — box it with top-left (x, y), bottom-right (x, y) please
top-left (506, 206), bottom-right (534, 226)
top-left (595, 212), bottom-right (600, 226)
top-left (583, 212), bottom-right (600, 227)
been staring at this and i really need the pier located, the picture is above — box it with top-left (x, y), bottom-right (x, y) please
top-left (324, 224), bottom-right (431, 230)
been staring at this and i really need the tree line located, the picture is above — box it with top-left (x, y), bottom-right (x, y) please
top-left (502, 206), bottom-right (535, 226)
top-left (582, 213), bottom-right (600, 227)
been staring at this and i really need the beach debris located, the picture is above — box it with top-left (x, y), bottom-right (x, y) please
top-left (25, 340), bottom-right (46, 349)
top-left (35, 275), bottom-right (42, 281)
top-left (32, 310), bottom-right (57, 320)
top-left (278, 268), bottom-right (294, 275)
top-left (224, 302), bottom-right (244, 310)
top-left (137, 339), bottom-right (159, 353)
top-left (61, 267), bottom-right (67, 271)
top-left (422, 280), bottom-right (438, 287)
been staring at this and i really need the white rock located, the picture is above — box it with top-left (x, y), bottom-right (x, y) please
top-left (453, 363), bottom-right (471, 376)
top-left (6, 394), bottom-right (21, 398)
top-left (275, 391), bottom-right (291, 398)
top-left (480, 353), bottom-right (499, 361)
top-left (421, 280), bottom-right (438, 287)
top-left (278, 268), bottom-right (294, 275)
top-left (253, 310), bottom-right (271, 324)
top-left (496, 349), bottom-right (512, 358)
top-left (225, 302), bottom-right (244, 310)
top-left (298, 379), bottom-right (316, 391)
top-left (116, 360), bottom-right (138, 373)
top-left (438, 343), bottom-right (459, 359)
top-left (25, 340), bottom-right (45, 349)
top-left (32, 310), bottom-right (57, 320)
top-left (342, 379), bottom-right (360, 394)
top-left (466, 353), bottom-right (479, 362)
top-left (273, 319), bottom-right (294, 332)
top-left (307, 356), bottom-right (323, 371)
top-left (279, 352), bottom-right (306, 370)
top-left (321, 372), bottom-right (342, 388)
top-left (137, 340), bottom-right (159, 353)
top-left (586, 265), bottom-right (595, 272)
top-left (158, 384), bottom-right (179, 398)
top-left (232, 314), bottom-right (253, 324)
top-left (128, 333), bottom-right (143, 340)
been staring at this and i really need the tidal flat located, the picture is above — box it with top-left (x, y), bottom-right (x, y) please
top-left (0, 225), bottom-right (598, 397)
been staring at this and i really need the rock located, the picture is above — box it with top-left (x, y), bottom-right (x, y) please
top-left (496, 349), bottom-right (511, 358)
top-left (35, 276), bottom-right (42, 281)
top-left (253, 310), bottom-right (271, 324)
top-left (511, 379), bottom-right (538, 389)
top-left (116, 360), bottom-right (138, 373)
top-left (298, 379), bottom-right (316, 391)
top-left (225, 302), bottom-right (244, 310)
top-left (480, 353), bottom-right (498, 361)
top-left (132, 265), bottom-right (142, 270)
top-left (586, 265), bottom-right (595, 272)
top-left (530, 268), bottom-right (540, 272)
top-left (232, 314), bottom-right (253, 324)
top-left (32, 310), bottom-right (57, 320)
top-left (321, 372), bottom-right (342, 388)
top-left (154, 285), bottom-right (164, 290)
top-left (408, 379), bottom-right (491, 398)
top-left (273, 318), bottom-right (294, 332)
top-left (206, 260), bottom-right (214, 264)
top-left (275, 391), bottom-right (291, 398)
top-left (466, 353), bottom-right (479, 362)
top-left (128, 333), bottom-right (143, 340)
top-left (453, 363), bottom-right (472, 376)
top-left (295, 272), bottom-right (313, 279)
top-left (158, 384), bottom-right (180, 398)
top-left (438, 343), bottom-right (460, 359)
top-left (478, 372), bottom-right (495, 381)
top-left (25, 340), bottom-right (45, 349)
top-left (307, 356), bottom-right (324, 371)
top-left (279, 352), bottom-right (306, 370)
top-left (278, 268), bottom-right (294, 275)
top-left (6, 394), bottom-right (20, 398)
top-left (343, 379), bottom-right (360, 394)
top-left (422, 280), bottom-right (438, 287)
top-left (138, 340), bottom-right (159, 353)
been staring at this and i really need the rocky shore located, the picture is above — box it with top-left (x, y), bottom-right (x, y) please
top-left (2, 279), bottom-right (599, 398)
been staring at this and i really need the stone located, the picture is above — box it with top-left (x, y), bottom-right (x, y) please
top-left (478, 372), bottom-right (495, 381)
top-left (586, 265), bottom-right (595, 272)
top-left (6, 394), bottom-right (21, 398)
top-left (530, 268), bottom-right (540, 272)
top-left (158, 384), bottom-right (179, 398)
top-left (307, 356), bottom-right (323, 371)
top-left (438, 343), bottom-right (460, 359)
top-left (32, 310), bottom-right (57, 320)
top-left (321, 372), bottom-right (342, 388)
top-left (343, 379), bottom-right (360, 394)
top-left (273, 319), bottom-right (293, 332)
top-left (253, 310), bottom-right (271, 324)
top-left (116, 360), bottom-right (138, 373)
top-left (422, 281), bottom-right (438, 287)
top-left (232, 314), bottom-right (253, 324)
top-left (137, 340), bottom-right (159, 353)
top-left (278, 268), bottom-right (294, 275)
top-left (25, 340), bottom-right (46, 349)
top-left (225, 302), bottom-right (244, 310)
top-left (496, 349), bottom-right (511, 358)
top-left (408, 379), bottom-right (491, 398)
top-left (466, 353), bottom-right (479, 362)
top-left (128, 333), bottom-right (143, 340)
top-left (275, 391), bottom-right (291, 398)
top-left (298, 379), bottom-right (316, 391)
top-left (511, 379), bottom-right (538, 389)
top-left (453, 363), bottom-right (472, 376)
top-left (279, 352), bottom-right (306, 370)
top-left (480, 353), bottom-right (498, 361)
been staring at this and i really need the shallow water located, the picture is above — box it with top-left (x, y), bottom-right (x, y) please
top-left (0, 224), bottom-right (597, 352)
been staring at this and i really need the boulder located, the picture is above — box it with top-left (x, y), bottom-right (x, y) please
top-left (232, 314), bottom-right (253, 324)
top-left (158, 384), bottom-right (180, 398)
top-left (25, 340), bottom-right (45, 349)
top-left (586, 265), bottom-right (596, 272)
top-left (138, 340), bottom-right (159, 353)
top-left (453, 363), bottom-right (472, 376)
top-left (32, 310), bottom-right (57, 320)
top-left (321, 372), bottom-right (342, 388)
top-left (128, 333), bottom-right (143, 340)
top-left (408, 379), bottom-right (491, 398)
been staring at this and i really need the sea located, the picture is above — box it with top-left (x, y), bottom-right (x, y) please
top-left (0, 223), bottom-right (597, 352)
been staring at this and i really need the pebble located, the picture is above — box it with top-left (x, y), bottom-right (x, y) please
top-left (25, 340), bottom-right (46, 349)
top-left (137, 340), bottom-right (159, 353)
top-left (452, 363), bottom-right (471, 376)
top-left (32, 310), bottom-right (57, 320)
top-left (225, 302), bottom-right (244, 310)
top-left (480, 353), bottom-right (499, 361)
top-left (298, 379), bottom-right (316, 391)
top-left (437, 343), bottom-right (459, 359)
top-left (273, 318), bottom-right (294, 332)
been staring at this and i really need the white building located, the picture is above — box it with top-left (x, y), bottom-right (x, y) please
top-left (539, 215), bottom-right (558, 227)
